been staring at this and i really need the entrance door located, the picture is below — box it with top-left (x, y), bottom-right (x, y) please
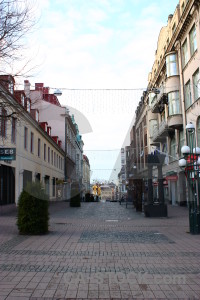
top-left (0, 165), bottom-right (15, 205)
top-left (171, 181), bottom-right (177, 205)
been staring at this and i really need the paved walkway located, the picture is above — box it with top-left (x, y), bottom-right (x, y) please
top-left (0, 201), bottom-right (200, 299)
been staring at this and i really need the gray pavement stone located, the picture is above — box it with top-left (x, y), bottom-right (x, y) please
top-left (0, 201), bottom-right (200, 299)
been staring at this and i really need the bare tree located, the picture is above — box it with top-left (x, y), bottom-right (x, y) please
top-left (0, 0), bottom-right (36, 68)
top-left (0, 0), bottom-right (39, 137)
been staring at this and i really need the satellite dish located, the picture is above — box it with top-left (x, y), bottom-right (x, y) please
top-left (53, 89), bottom-right (62, 96)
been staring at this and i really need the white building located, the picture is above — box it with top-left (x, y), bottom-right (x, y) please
top-left (25, 81), bottom-right (84, 200)
top-left (0, 75), bottom-right (64, 205)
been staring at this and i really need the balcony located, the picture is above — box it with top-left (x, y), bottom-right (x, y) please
top-left (168, 114), bottom-right (183, 129)
top-left (151, 87), bottom-right (168, 113)
top-left (152, 120), bottom-right (174, 143)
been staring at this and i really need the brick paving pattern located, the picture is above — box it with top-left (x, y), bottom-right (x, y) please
top-left (0, 201), bottom-right (200, 299)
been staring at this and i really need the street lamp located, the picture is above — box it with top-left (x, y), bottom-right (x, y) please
top-left (178, 123), bottom-right (200, 234)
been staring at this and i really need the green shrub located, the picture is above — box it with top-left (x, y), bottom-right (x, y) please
top-left (70, 182), bottom-right (81, 207)
top-left (17, 181), bottom-right (49, 235)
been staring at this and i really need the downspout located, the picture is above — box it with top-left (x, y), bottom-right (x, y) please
top-left (176, 40), bottom-right (187, 136)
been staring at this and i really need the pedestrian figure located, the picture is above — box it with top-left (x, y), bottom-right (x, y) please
top-left (120, 194), bottom-right (124, 205)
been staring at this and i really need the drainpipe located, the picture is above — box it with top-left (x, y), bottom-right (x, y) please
top-left (176, 40), bottom-right (187, 137)
top-left (176, 40), bottom-right (188, 205)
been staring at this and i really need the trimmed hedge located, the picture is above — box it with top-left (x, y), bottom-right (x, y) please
top-left (17, 181), bottom-right (49, 235)
top-left (70, 183), bottom-right (81, 207)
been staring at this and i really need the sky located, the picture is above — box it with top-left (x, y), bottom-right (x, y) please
top-left (14, 0), bottom-right (177, 183)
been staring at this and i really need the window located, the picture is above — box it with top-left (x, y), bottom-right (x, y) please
top-left (172, 23), bottom-right (176, 34)
top-left (52, 178), bottom-right (55, 197)
top-left (51, 149), bottom-right (53, 165)
top-left (189, 25), bottom-right (197, 56)
top-left (181, 2), bottom-right (185, 13)
top-left (59, 156), bottom-right (60, 169)
top-left (44, 143), bottom-right (46, 160)
top-left (193, 69), bottom-right (200, 101)
top-left (0, 108), bottom-right (7, 138)
top-left (179, 130), bottom-right (185, 156)
top-left (182, 39), bottom-right (188, 67)
top-left (149, 92), bottom-right (156, 107)
top-left (166, 53), bottom-right (178, 77)
top-left (27, 99), bottom-right (31, 112)
top-left (21, 94), bottom-right (25, 106)
top-left (185, 80), bottom-right (192, 109)
top-left (11, 117), bottom-right (16, 143)
top-left (168, 91), bottom-right (181, 115)
top-left (197, 118), bottom-right (200, 147)
top-left (149, 120), bottom-right (158, 137)
top-left (170, 135), bottom-right (176, 162)
top-left (57, 154), bottom-right (58, 168)
top-left (167, 38), bottom-right (169, 46)
top-left (48, 147), bottom-right (50, 163)
top-left (30, 132), bottom-right (34, 153)
top-left (54, 152), bottom-right (56, 166)
top-left (24, 127), bottom-right (28, 150)
top-left (8, 81), bottom-right (14, 94)
top-left (38, 138), bottom-right (41, 157)
top-left (35, 111), bottom-right (39, 122)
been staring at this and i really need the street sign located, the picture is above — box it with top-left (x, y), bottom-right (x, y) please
top-left (0, 148), bottom-right (16, 160)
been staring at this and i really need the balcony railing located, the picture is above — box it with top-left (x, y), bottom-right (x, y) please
top-left (152, 120), bottom-right (174, 142)
top-left (151, 86), bottom-right (168, 113)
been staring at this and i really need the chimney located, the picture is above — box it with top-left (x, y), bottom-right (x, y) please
top-left (168, 14), bottom-right (173, 24)
top-left (24, 80), bottom-right (31, 98)
top-left (35, 83), bottom-right (44, 91)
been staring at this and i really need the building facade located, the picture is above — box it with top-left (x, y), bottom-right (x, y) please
top-left (24, 81), bottom-right (84, 200)
top-left (128, 0), bottom-right (200, 207)
top-left (0, 76), bottom-right (64, 205)
top-left (118, 147), bottom-right (127, 199)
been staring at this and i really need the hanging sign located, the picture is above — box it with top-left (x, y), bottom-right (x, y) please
top-left (0, 148), bottom-right (16, 160)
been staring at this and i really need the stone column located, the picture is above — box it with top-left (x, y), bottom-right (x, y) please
top-left (158, 164), bottom-right (164, 204)
top-left (148, 164), bottom-right (153, 204)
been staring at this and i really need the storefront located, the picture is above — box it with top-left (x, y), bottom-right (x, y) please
top-left (0, 165), bottom-right (15, 205)
top-left (166, 173), bottom-right (178, 206)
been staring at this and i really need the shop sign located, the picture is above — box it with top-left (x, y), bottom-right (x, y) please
top-left (0, 148), bottom-right (16, 160)
top-left (166, 175), bottom-right (178, 181)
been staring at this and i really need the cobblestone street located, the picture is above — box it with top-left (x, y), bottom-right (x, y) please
top-left (0, 201), bottom-right (200, 299)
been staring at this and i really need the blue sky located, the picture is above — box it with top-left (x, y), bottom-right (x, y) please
top-left (17, 0), bottom-right (177, 182)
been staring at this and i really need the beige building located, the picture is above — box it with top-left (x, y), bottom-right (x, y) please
top-left (0, 75), bottom-right (64, 205)
top-left (129, 0), bottom-right (200, 207)
top-left (24, 81), bottom-right (84, 200)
